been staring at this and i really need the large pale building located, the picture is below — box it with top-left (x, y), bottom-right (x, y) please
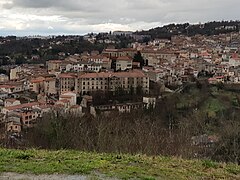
top-left (59, 70), bottom-right (149, 95)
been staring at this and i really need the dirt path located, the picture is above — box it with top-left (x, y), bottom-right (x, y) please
top-left (0, 172), bottom-right (119, 180)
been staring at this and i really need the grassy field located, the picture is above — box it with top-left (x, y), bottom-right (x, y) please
top-left (0, 148), bottom-right (240, 179)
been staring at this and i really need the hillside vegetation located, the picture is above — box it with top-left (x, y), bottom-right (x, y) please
top-left (0, 148), bottom-right (240, 180)
top-left (135, 20), bottom-right (240, 39)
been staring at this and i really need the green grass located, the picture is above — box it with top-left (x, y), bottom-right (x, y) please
top-left (0, 148), bottom-right (240, 179)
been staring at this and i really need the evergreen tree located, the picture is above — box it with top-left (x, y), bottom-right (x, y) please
top-left (133, 51), bottom-right (144, 68)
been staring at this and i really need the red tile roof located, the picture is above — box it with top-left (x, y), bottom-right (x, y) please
top-left (0, 85), bottom-right (15, 88)
top-left (5, 98), bottom-right (18, 103)
top-left (116, 56), bottom-right (133, 61)
top-left (48, 60), bottom-right (62, 63)
top-left (5, 102), bottom-right (39, 111)
top-left (59, 73), bottom-right (77, 78)
top-left (59, 70), bottom-right (148, 79)
top-left (30, 79), bottom-right (44, 83)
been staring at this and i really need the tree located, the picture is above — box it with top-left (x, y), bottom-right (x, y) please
top-left (213, 120), bottom-right (240, 164)
top-left (0, 68), bottom-right (7, 74)
top-left (133, 51), bottom-right (144, 68)
top-left (136, 85), bottom-right (143, 95)
top-left (15, 56), bottom-right (26, 65)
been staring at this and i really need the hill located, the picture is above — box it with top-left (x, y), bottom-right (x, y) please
top-left (135, 20), bottom-right (240, 39)
top-left (0, 148), bottom-right (239, 180)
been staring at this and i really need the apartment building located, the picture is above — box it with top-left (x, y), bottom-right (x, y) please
top-left (59, 73), bottom-right (77, 93)
top-left (59, 70), bottom-right (149, 95)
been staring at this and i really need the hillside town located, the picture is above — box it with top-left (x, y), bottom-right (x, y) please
top-left (0, 30), bottom-right (240, 139)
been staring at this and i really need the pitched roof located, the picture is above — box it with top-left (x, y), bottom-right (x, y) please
top-left (59, 73), bottom-right (77, 78)
top-left (5, 102), bottom-right (39, 111)
top-left (5, 98), bottom-right (19, 103)
top-left (116, 56), bottom-right (133, 61)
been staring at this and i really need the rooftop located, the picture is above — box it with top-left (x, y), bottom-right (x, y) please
top-left (5, 102), bottom-right (39, 111)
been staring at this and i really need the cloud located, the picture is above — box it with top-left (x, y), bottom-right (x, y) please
top-left (0, 0), bottom-right (239, 35)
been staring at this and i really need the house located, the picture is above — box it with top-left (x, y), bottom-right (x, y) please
top-left (72, 62), bottom-right (102, 73)
top-left (1, 102), bottom-right (39, 115)
top-left (144, 69), bottom-right (165, 82)
top-left (208, 76), bottom-right (225, 84)
top-left (0, 90), bottom-right (8, 100)
top-left (29, 77), bottom-right (45, 93)
top-left (101, 57), bottom-right (112, 69)
top-left (0, 83), bottom-right (24, 94)
top-left (55, 99), bottom-right (70, 108)
top-left (90, 102), bottom-right (144, 117)
top-left (59, 92), bottom-right (77, 106)
top-left (4, 99), bottom-right (21, 107)
top-left (229, 58), bottom-right (240, 67)
top-left (116, 56), bottom-right (133, 71)
top-left (5, 116), bottom-right (21, 134)
top-left (44, 77), bottom-right (57, 95)
top-left (46, 60), bottom-right (63, 72)
top-left (0, 85), bottom-right (13, 94)
top-left (143, 97), bottom-right (156, 109)
top-left (200, 51), bottom-right (212, 60)
top-left (88, 55), bottom-right (106, 64)
top-left (0, 74), bottom-right (9, 82)
top-left (10, 66), bottom-right (22, 80)
top-left (81, 95), bottom-right (93, 108)
top-left (2, 102), bottom-right (41, 128)
top-left (17, 108), bottom-right (41, 128)
top-left (68, 105), bottom-right (83, 115)
top-left (29, 76), bottom-right (57, 95)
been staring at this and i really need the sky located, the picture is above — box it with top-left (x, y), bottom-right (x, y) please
top-left (0, 0), bottom-right (239, 36)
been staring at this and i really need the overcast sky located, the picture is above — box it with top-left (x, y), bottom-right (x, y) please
top-left (0, 0), bottom-right (239, 36)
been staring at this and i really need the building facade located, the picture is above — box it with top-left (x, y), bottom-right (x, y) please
top-left (59, 70), bottom-right (149, 95)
